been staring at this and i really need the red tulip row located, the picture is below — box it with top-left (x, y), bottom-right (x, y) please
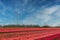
top-left (0, 28), bottom-right (60, 40)
top-left (36, 34), bottom-right (60, 40)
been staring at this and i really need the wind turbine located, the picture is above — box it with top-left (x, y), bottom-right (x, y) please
top-left (15, 2), bottom-right (20, 25)
top-left (15, 8), bottom-right (19, 25)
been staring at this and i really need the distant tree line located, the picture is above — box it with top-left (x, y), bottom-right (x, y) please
top-left (0, 25), bottom-right (60, 28)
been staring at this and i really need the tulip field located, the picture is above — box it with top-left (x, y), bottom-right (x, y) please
top-left (0, 28), bottom-right (60, 40)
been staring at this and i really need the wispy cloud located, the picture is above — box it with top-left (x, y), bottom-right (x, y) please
top-left (21, 5), bottom-right (60, 26)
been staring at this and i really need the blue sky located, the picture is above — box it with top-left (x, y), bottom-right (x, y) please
top-left (0, 0), bottom-right (60, 26)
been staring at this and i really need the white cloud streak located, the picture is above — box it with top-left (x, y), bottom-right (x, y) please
top-left (21, 5), bottom-right (60, 26)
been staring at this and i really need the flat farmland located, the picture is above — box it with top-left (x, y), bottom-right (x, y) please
top-left (0, 28), bottom-right (60, 40)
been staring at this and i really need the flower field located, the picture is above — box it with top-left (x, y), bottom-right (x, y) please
top-left (0, 28), bottom-right (60, 40)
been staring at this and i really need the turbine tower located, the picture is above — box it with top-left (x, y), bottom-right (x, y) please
top-left (16, 8), bottom-right (19, 25)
